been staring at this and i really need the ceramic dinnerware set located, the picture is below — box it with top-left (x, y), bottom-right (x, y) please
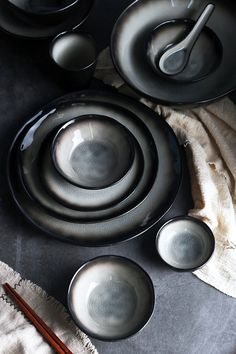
top-left (4, 0), bottom-right (232, 341)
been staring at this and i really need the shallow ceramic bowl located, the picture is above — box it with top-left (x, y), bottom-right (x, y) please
top-left (68, 256), bottom-right (155, 340)
top-left (155, 216), bottom-right (215, 271)
top-left (52, 115), bottom-right (135, 189)
top-left (6, 0), bottom-right (80, 23)
top-left (41, 131), bottom-right (144, 211)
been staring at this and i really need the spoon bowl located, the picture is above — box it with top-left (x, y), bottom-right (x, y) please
top-left (147, 19), bottom-right (222, 83)
top-left (158, 3), bottom-right (215, 76)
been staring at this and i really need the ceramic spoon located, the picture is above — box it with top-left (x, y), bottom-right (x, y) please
top-left (158, 3), bottom-right (215, 76)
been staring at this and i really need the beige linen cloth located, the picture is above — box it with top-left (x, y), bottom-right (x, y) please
top-left (95, 48), bottom-right (236, 298)
top-left (0, 261), bottom-right (98, 354)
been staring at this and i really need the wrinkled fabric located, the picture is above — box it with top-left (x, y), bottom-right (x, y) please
top-left (95, 48), bottom-right (236, 297)
top-left (0, 261), bottom-right (98, 354)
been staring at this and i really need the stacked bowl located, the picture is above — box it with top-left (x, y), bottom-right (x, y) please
top-left (8, 90), bottom-right (182, 245)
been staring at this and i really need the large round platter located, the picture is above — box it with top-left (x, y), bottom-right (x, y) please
top-left (111, 0), bottom-right (236, 105)
top-left (18, 102), bottom-right (157, 220)
top-left (8, 91), bottom-right (182, 245)
top-left (0, 0), bottom-right (94, 39)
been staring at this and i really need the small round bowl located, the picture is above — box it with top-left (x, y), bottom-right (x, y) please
top-left (52, 115), bottom-right (135, 189)
top-left (5, 0), bottom-right (80, 23)
top-left (155, 216), bottom-right (215, 271)
top-left (68, 256), bottom-right (155, 341)
top-left (50, 31), bottom-right (97, 89)
top-left (41, 132), bottom-right (144, 211)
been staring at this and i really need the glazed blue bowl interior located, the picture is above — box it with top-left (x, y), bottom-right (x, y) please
top-left (7, 0), bottom-right (78, 15)
top-left (68, 256), bottom-right (155, 340)
top-left (156, 217), bottom-right (215, 271)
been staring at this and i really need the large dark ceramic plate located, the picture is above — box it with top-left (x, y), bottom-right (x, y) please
top-left (8, 91), bottom-right (182, 245)
top-left (0, 0), bottom-right (94, 39)
top-left (111, 0), bottom-right (236, 105)
top-left (18, 102), bottom-right (157, 220)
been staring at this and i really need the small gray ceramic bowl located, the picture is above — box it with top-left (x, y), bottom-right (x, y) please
top-left (50, 31), bottom-right (97, 89)
top-left (155, 216), bottom-right (215, 271)
top-left (68, 256), bottom-right (155, 341)
top-left (52, 115), bottom-right (135, 189)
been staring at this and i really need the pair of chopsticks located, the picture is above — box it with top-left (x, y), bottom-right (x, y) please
top-left (3, 283), bottom-right (73, 354)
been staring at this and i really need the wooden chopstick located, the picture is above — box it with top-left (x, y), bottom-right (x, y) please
top-left (3, 283), bottom-right (73, 354)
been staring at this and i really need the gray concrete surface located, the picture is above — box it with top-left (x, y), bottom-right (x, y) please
top-left (0, 1), bottom-right (236, 353)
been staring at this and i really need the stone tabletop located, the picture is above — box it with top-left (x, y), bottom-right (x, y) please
top-left (0, 1), bottom-right (236, 353)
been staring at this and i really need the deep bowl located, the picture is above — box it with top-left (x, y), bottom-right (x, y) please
top-left (111, 0), bottom-right (236, 105)
top-left (6, 0), bottom-right (80, 23)
top-left (41, 130), bottom-right (144, 211)
top-left (52, 115), bottom-right (135, 189)
top-left (155, 216), bottom-right (215, 271)
top-left (68, 256), bottom-right (155, 340)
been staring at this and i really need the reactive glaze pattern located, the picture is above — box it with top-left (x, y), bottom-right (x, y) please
top-left (52, 115), bottom-right (135, 189)
top-left (147, 20), bottom-right (222, 82)
top-left (50, 32), bottom-right (97, 71)
top-left (156, 216), bottom-right (215, 271)
top-left (111, 0), bottom-right (236, 105)
top-left (68, 256), bottom-right (155, 340)
top-left (8, 91), bottom-right (181, 245)
top-left (0, 0), bottom-right (94, 39)
top-left (18, 101), bottom-right (157, 221)
top-left (42, 132), bottom-right (144, 211)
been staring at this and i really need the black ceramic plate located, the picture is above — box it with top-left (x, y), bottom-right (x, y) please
top-left (8, 91), bottom-right (182, 245)
top-left (52, 115), bottom-right (136, 189)
top-left (0, 0), bottom-right (94, 39)
top-left (111, 0), bottom-right (236, 105)
top-left (18, 102), bottom-right (157, 221)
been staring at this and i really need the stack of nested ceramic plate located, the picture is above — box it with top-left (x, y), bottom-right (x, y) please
top-left (0, 0), bottom-right (94, 39)
top-left (111, 0), bottom-right (236, 105)
top-left (8, 91), bottom-right (182, 245)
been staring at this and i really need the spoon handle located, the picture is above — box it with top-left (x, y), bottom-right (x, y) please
top-left (181, 3), bottom-right (215, 49)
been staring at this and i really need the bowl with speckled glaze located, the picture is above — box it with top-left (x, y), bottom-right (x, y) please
top-left (6, 0), bottom-right (81, 23)
top-left (52, 115), bottom-right (135, 189)
top-left (155, 216), bottom-right (215, 271)
top-left (68, 255), bottom-right (155, 340)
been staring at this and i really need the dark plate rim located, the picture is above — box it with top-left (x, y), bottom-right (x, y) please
top-left (7, 0), bottom-right (80, 17)
top-left (17, 100), bottom-right (158, 221)
top-left (7, 90), bottom-right (182, 246)
top-left (0, 0), bottom-right (95, 40)
top-left (67, 254), bottom-right (155, 341)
